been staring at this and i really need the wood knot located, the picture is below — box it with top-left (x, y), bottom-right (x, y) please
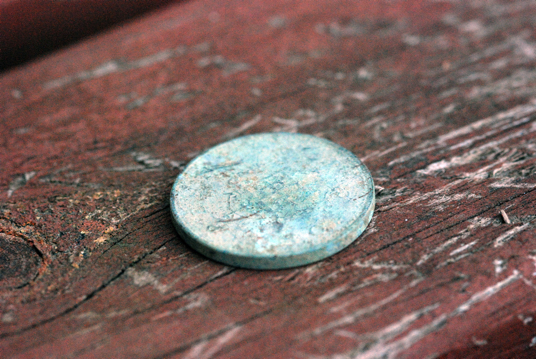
top-left (0, 233), bottom-right (41, 289)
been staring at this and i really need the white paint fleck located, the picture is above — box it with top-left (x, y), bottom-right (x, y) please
top-left (251, 87), bottom-right (262, 97)
top-left (404, 123), bottom-right (444, 139)
top-left (272, 113), bottom-right (319, 132)
top-left (268, 15), bottom-right (287, 28)
top-left (350, 92), bottom-right (369, 101)
top-left (378, 179), bottom-right (465, 213)
top-left (357, 67), bottom-right (374, 80)
top-left (7, 171), bottom-right (36, 198)
top-left (490, 178), bottom-right (536, 189)
top-left (450, 240), bottom-right (477, 256)
top-left (72, 324), bottom-right (102, 337)
top-left (367, 102), bottom-right (390, 115)
top-left (418, 122), bottom-right (536, 176)
top-left (402, 34), bottom-right (421, 46)
top-left (321, 272), bottom-right (521, 359)
top-left (436, 253), bottom-right (472, 269)
top-left (106, 165), bottom-right (148, 172)
top-left (427, 192), bottom-right (481, 209)
top-left (459, 271), bottom-right (521, 313)
top-left (1, 312), bottom-right (15, 323)
top-left (528, 255), bottom-right (536, 276)
top-left (335, 303), bottom-right (440, 344)
top-left (417, 217), bottom-right (491, 266)
top-left (364, 116), bottom-right (386, 128)
top-left (126, 268), bottom-right (170, 294)
top-left (152, 293), bottom-right (209, 320)
top-left (352, 273), bottom-right (399, 291)
top-left (334, 72), bottom-right (346, 80)
top-left (197, 55), bottom-right (250, 75)
top-left (11, 89), bottom-right (23, 99)
top-left (353, 258), bottom-right (409, 271)
top-left (439, 88), bottom-right (458, 99)
top-left (184, 326), bottom-right (242, 359)
top-left (457, 72), bottom-right (491, 84)
top-left (362, 142), bottom-right (407, 161)
top-left (76, 311), bottom-right (101, 321)
top-left (132, 152), bottom-right (164, 168)
top-left (105, 309), bottom-right (130, 318)
top-left (318, 21), bottom-right (365, 37)
top-left (417, 236), bottom-right (462, 266)
top-left (306, 288), bottom-right (407, 338)
top-left (468, 68), bottom-right (536, 99)
top-left (442, 103), bottom-right (457, 114)
top-left (472, 337), bottom-right (488, 346)
top-left (494, 259), bottom-right (506, 275)
top-left (306, 78), bottom-right (329, 87)
top-left (318, 285), bottom-right (349, 303)
top-left (43, 47), bottom-right (187, 89)
top-left (493, 224), bottom-right (531, 247)
top-left (224, 115), bottom-right (262, 139)
top-left (418, 101), bottom-right (536, 150)
top-left (512, 37), bottom-right (536, 59)
top-left (518, 314), bottom-right (533, 325)
top-left (459, 19), bottom-right (487, 38)
top-left (489, 57), bottom-right (509, 69)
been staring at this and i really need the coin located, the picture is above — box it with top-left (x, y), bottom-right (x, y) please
top-left (170, 132), bottom-right (375, 269)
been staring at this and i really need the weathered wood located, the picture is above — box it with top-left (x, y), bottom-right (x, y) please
top-left (0, 0), bottom-right (180, 71)
top-left (1, 0), bottom-right (536, 358)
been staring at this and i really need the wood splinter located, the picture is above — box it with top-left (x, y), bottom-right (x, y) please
top-left (500, 209), bottom-right (511, 224)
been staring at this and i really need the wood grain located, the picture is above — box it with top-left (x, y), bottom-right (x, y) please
top-left (1, 0), bottom-right (536, 357)
top-left (0, 0), bottom-right (181, 70)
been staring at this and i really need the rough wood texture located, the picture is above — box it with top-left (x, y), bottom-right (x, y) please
top-left (1, 0), bottom-right (536, 357)
top-left (0, 0), bottom-right (180, 70)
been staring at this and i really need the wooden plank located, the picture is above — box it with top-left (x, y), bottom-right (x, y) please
top-left (0, 0), bottom-right (180, 70)
top-left (1, 0), bottom-right (536, 357)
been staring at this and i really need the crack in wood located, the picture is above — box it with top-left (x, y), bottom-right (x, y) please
top-left (368, 187), bottom-right (536, 259)
top-left (0, 211), bottom-right (173, 339)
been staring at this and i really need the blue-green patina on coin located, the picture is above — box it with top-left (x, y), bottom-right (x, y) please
top-left (170, 132), bottom-right (375, 269)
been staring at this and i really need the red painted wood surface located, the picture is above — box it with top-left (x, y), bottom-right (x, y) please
top-left (0, 0), bottom-right (180, 70)
top-left (1, 0), bottom-right (536, 357)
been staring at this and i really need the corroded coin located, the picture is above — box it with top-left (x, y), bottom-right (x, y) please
top-left (170, 133), bottom-right (375, 269)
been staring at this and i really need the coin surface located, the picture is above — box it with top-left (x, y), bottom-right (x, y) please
top-left (170, 132), bottom-right (375, 269)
